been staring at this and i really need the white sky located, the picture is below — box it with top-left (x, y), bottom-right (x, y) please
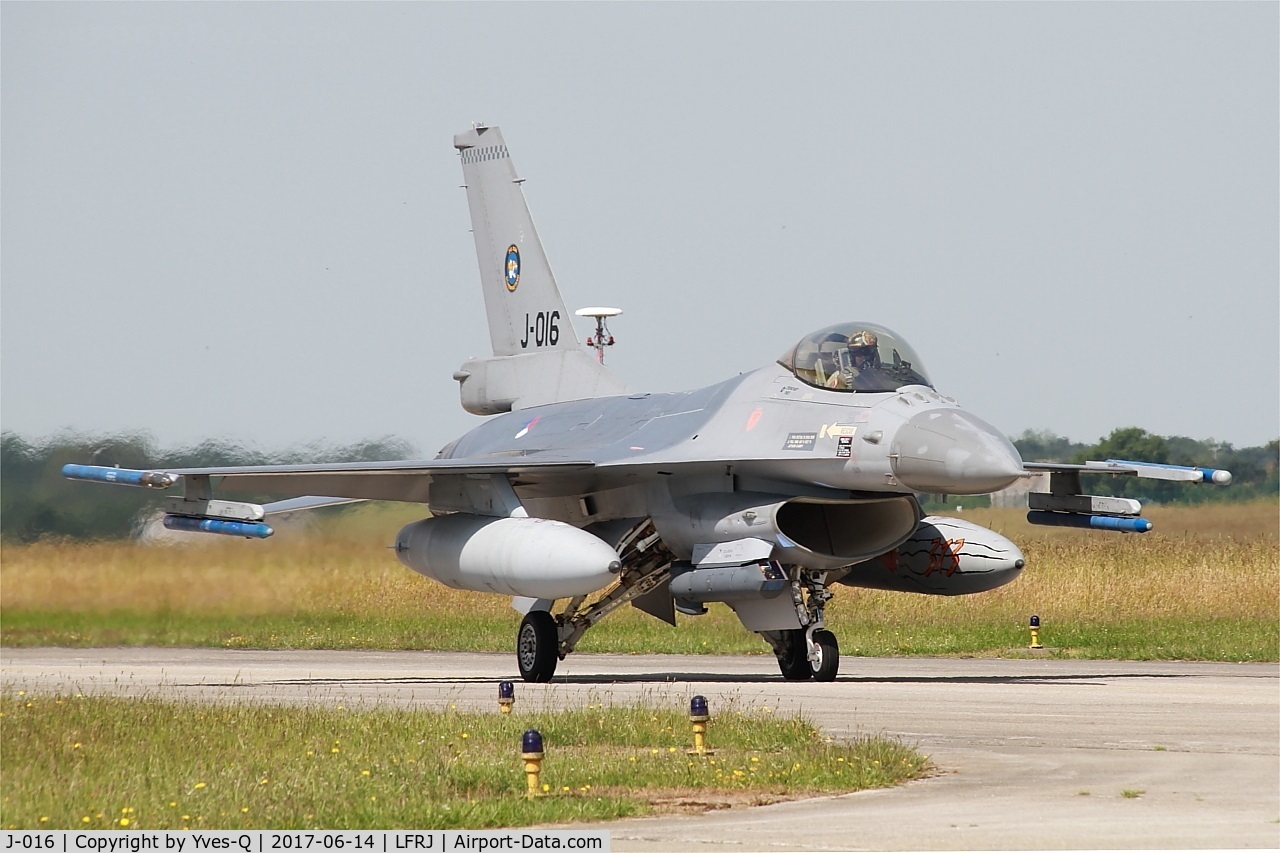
top-left (3, 2), bottom-right (1277, 456)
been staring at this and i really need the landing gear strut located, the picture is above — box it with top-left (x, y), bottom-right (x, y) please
top-left (766, 570), bottom-right (840, 681)
top-left (513, 520), bottom-right (676, 683)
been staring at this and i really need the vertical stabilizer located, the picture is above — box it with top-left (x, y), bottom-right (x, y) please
top-left (452, 125), bottom-right (627, 414)
top-left (455, 125), bottom-right (575, 357)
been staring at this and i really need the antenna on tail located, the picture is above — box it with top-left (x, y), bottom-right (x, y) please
top-left (575, 307), bottom-right (622, 364)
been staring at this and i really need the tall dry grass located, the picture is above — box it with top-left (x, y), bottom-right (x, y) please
top-left (2, 501), bottom-right (1275, 659)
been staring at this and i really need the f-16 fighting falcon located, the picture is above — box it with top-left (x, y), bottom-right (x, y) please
top-left (64, 125), bottom-right (1232, 682)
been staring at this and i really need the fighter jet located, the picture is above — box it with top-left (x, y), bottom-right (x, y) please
top-left (63, 125), bottom-right (1232, 682)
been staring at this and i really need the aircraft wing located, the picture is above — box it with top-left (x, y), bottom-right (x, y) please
top-left (62, 457), bottom-right (597, 538)
top-left (1024, 459), bottom-right (1233, 484)
top-left (1019, 458), bottom-right (1232, 532)
top-left (64, 458), bottom-right (595, 503)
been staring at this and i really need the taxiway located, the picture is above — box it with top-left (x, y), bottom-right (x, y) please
top-left (3, 649), bottom-right (1276, 850)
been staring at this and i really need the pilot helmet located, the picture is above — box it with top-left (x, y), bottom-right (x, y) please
top-left (846, 331), bottom-right (880, 366)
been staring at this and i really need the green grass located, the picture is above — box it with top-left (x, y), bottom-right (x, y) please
top-left (0, 694), bottom-right (927, 830)
top-left (2, 610), bottom-right (1273, 662)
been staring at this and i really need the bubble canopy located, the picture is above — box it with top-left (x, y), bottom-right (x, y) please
top-left (777, 322), bottom-right (933, 392)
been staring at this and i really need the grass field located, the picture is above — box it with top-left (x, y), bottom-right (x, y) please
top-left (2, 501), bottom-right (1276, 661)
top-left (0, 694), bottom-right (926, 830)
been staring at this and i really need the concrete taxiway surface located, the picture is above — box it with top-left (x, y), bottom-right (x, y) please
top-left (3, 649), bottom-right (1277, 851)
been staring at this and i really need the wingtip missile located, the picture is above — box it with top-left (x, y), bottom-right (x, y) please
top-left (62, 464), bottom-right (178, 489)
top-left (1101, 460), bottom-right (1232, 485)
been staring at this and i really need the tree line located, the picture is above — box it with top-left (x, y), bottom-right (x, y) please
top-left (1, 428), bottom-right (1276, 541)
top-left (1013, 427), bottom-right (1278, 505)
top-left (1, 432), bottom-right (417, 542)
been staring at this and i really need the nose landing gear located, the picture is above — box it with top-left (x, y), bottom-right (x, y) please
top-left (764, 570), bottom-right (840, 681)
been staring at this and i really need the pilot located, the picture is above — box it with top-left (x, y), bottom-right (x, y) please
top-left (825, 330), bottom-right (880, 389)
top-left (847, 330), bottom-right (880, 371)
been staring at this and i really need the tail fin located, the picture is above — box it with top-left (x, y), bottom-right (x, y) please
top-left (452, 125), bottom-right (627, 414)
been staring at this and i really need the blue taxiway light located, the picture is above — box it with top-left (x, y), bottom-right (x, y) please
top-left (1026, 511), bottom-right (1152, 534)
top-left (163, 515), bottom-right (274, 539)
top-left (522, 729), bottom-right (544, 754)
top-left (62, 464), bottom-right (176, 488)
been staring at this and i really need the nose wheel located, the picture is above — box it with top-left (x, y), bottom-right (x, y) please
top-left (772, 626), bottom-right (840, 681)
top-left (809, 628), bottom-right (839, 681)
top-left (516, 610), bottom-right (559, 682)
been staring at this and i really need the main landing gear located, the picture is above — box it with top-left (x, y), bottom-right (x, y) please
top-left (514, 520), bottom-right (675, 683)
top-left (516, 611), bottom-right (559, 683)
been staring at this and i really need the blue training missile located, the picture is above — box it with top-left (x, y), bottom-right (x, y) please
top-left (163, 515), bottom-right (274, 539)
top-left (1026, 511), bottom-right (1152, 534)
top-left (62, 464), bottom-right (178, 489)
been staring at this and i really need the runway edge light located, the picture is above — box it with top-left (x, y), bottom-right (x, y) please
top-left (521, 729), bottom-right (545, 798)
top-left (688, 695), bottom-right (714, 756)
top-left (1029, 615), bottom-right (1043, 650)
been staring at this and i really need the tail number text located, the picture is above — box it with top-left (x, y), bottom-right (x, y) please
top-left (521, 311), bottom-right (560, 348)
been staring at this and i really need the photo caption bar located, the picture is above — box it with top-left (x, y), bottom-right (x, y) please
top-left (2, 833), bottom-right (609, 853)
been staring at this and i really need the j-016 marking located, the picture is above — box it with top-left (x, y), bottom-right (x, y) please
top-left (520, 311), bottom-right (560, 348)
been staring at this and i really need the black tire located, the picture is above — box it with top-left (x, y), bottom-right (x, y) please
top-left (516, 611), bottom-right (558, 683)
top-left (810, 629), bottom-right (839, 682)
top-left (776, 629), bottom-right (812, 681)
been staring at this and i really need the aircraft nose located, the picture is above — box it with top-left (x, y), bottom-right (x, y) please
top-left (890, 409), bottom-right (1025, 495)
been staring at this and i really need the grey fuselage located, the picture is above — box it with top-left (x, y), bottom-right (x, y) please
top-left (436, 362), bottom-right (1025, 520)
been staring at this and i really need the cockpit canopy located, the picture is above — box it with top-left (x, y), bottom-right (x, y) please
top-left (778, 322), bottom-right (933, 392)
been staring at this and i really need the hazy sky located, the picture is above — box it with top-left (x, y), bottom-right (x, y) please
top-left (4, 2), bottom-right (1277, 457)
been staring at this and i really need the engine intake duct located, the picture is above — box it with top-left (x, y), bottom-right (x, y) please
top-left (655, 492), bottom-right (920, 571)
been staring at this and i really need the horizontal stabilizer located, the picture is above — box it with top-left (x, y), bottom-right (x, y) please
top-left (262, 496), bottom-right (366, 515)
